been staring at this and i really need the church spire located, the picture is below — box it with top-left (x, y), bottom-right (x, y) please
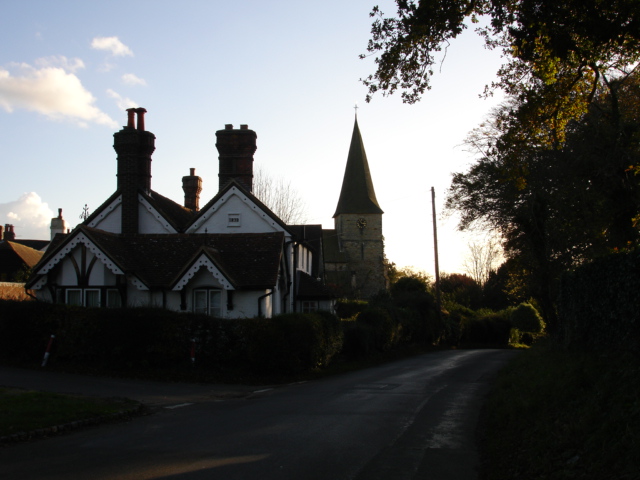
top-left (333, 117), bottom-right (383, 217)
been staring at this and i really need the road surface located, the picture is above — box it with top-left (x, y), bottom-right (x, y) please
top-left (0, 349), bottom-right (517, 479)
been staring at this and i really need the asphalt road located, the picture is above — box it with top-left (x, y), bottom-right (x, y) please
top-left (0, 349), bottom-right (517, 480)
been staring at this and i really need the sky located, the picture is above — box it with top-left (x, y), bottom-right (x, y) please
top-left (0, 0), bottom-right (505, 278)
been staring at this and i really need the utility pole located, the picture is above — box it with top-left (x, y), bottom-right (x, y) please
top-left (431, 187), bottom-right (442, 313)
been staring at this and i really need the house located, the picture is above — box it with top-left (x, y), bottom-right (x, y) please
top-left (0, 224), bottom-right (47, 282)
top-left (26, 108), bottom-right (386, 316)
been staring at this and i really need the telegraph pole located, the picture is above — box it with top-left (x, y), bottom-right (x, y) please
top-left (431, 187), bottom-right (442, 313)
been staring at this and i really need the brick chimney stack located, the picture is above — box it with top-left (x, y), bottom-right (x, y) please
top-left (3, 224), bottom-right (15, 241)
top-left (113, 108), bottom-right (155, 235)
top-left (0, 225), bottom-right (3, 240)
top-left (182, 168), bottom-right (203, 211)
top-left (215, 124), bottom-right (257, 192)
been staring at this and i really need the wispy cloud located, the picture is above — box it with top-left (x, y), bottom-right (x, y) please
top-left (0, 192), bottom-right (55, 240)
top-left (34, 55), bottom-right (85, 73)
top-left (0, 62), bottom-right (117, 128)
top-left (107, 89), bottom-right (138, 110)
top-left (91, 37), bottom-right (133, 57)
top-left (121, 73), bottom-right (146, 86)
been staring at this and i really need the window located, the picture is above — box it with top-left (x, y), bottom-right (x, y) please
top-left (228, 213), bottom-right (241, 227)
top-left (106, 289), bottom-right (122, 308)
top-left (65, 288), bottom-right (101, 307)
top-left (302, 301), bottom-right (318, 313)
top-left (193, 289), bottom-right (222, 317)
top-left (84, 289), bottom-right (101, 308)
top-left (66, 289), bottom-right (82, 306)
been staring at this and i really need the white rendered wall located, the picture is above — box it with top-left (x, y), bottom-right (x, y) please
top-left (188, 189), bottom-right (287, 235)
top-left (88, 197), bottom-right (122, 233)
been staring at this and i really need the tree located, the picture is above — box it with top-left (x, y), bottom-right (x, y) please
top-left (462, 234), bottom-right (502, 286)
top-left (361, 1), bottom-right (640, 114)
top-left (445, 71), bottom-right (640, 329)
top-left (439, 273), bottom-right (483, 309)
top-left (252, 167), bottom-right (309, 224)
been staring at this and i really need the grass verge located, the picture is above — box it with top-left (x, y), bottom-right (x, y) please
top-left (479, 341), bottom-right (640, 479)
top-left (0, 388), bottom-right (139, 438)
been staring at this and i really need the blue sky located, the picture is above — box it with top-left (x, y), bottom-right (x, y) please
top-left (0, 0), bottom-right (505, 277)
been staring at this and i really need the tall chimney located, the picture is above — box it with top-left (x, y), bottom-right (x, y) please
top-left (182, 168), bottom-right (203, 211)
top-left (50, 208), bottom-right (69, 240)
top-left (215, 124), bottom-right (257, 192)
top-left (4, 224), bottom-right (15, 241)
top-left (0, 225), bottom-right (4, 240)
top-left (113, 108), bottom-right (156, 235)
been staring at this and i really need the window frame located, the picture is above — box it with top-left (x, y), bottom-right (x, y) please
top-left (193, 288), bottom-right (223, 317)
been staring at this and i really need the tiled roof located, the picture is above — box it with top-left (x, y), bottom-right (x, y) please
top-left (333, 118), bottom-right (383, 216)
top-left (80, 227), bottom-right (284, 289)
top-left (296, 271), bottom-right (334, 299)
top-left (6, 239), bottom-right (49, 251)
top-left (321, 229), bottom-right (348, 263)
top-left (146, 190), bottom-right (195, 231)
top-left (29, 227), bottom-right (284, 290)
top-left (0, 241), bottom-right (44, 267)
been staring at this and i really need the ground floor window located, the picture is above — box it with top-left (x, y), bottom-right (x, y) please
top-left (65, 288), bottom-right (101, 307)
top-left (193, 289), bottom-right (222, 317)
top-left (106, 289), bottom-right (122, 308)
top-left (302, 301), bottom-right (318, 313)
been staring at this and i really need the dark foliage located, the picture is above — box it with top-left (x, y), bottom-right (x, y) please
top-left (558, 250), bottom-right (640, 352)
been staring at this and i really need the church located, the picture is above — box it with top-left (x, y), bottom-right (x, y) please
top-left (26, 108), bottom-right (387, 317)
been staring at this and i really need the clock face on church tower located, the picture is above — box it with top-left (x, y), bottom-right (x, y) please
top-left (356, 217), bottom-right (367, 229)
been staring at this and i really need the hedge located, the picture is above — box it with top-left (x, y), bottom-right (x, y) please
top-left (558, 250), bottom-right (640, 351)
top-left (0, 301), bottom-right (343, 376)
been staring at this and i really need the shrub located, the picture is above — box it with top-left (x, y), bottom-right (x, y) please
top-left (460, 309), bottom-right (511, 347)
top-left (510, 303), bottom-right (545, 333)
top-left (243, 312), bottom-right (343, 375)
top-left (357, 308), bottom-right (400, 352)
top-left (334, 299), bottom-right (368, 319)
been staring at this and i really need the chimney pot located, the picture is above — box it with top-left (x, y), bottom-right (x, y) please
top-left (58, 208), bottom-right (63, 219)
top-left (190, 167), bottom-right (196, 176)
top-left (240, 124), bottom-right (248, 130)
top-left (126, 108), bottom-right (136, 128)
top-left (135, 107), bottom-right (147, 131)
top-left (225, 124), bottom-right (233, 130)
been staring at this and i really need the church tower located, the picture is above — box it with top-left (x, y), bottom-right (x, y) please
top-left (333, 117), bottom-right (387, 298)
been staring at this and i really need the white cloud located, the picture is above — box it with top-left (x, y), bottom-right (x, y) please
top-left (107, 89), bottom-right (138, 110)
top-left (0, 63), bottom-right (117, 128)
top-left (121, 73), bottom-right (147, 86)
top-left (34, 55), bottom-right (85, 73)
top-left (91, 37), bottom-right (133, 57)
top-left (0, 193), bottom-right (55, 240)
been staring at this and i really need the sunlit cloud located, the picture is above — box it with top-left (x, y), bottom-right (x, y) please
top-left (0, 193), bottom-right (55, 240)
top-left (107, 88), bottom-right (138, 110)
top-left (91, 36), bottom-right (133, 57)
top-left (122, 73), bottom-right (147, 86)
top-left (0, 63), bottom-right (117, 128)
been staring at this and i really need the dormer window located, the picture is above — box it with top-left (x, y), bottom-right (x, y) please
top-left (228, 213), bottom-right (241, 227)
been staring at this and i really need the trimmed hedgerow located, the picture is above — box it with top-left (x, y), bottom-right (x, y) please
top-left (0, 301), bottom-right (343, 376)
top-left (558, 250), bottom-right (640, 351)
